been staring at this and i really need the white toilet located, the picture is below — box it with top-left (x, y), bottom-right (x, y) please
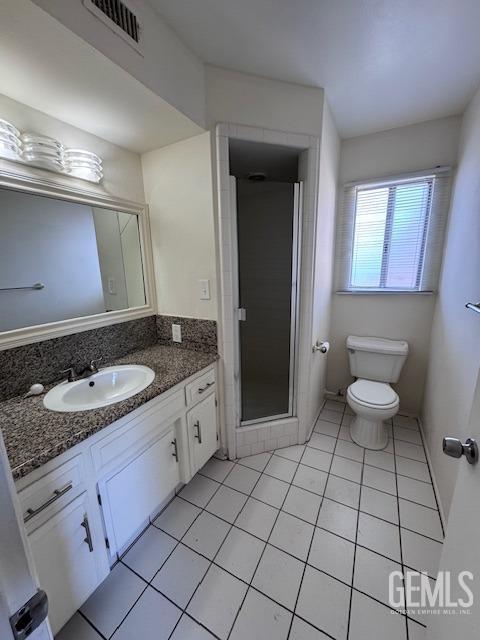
top-left (346, 336), bottom-right (409, 450)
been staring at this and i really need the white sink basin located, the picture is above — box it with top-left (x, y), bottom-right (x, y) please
top-left (43, 365), bottom-right (155, 412)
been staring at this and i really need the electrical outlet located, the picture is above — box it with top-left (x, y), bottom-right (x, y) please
top-left (172, 323), bottom-right (182, 343)
top-left (199, 279), bottom-right (211, 300)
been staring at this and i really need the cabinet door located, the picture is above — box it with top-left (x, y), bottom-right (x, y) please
top-left (28, 492), bottom-right (99, 635)
top-left (100, 426), bottom-right (180, 555)
top-left (188, 393), bottom-right (218, 473)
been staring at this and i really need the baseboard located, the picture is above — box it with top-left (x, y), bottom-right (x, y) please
top-left (417, 416), bottom-right (447, 534)
top-left (325, 389), bottom-right (345, 401)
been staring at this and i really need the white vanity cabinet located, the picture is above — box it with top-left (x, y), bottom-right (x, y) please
top-left (98, 425), bottom-right (180, 557)
top-left (15, 362), bottom-right (218, 635)
top-left (188, 393), bottom-right (218, 472)
top-left (27, 493), bottom-right (100, 634)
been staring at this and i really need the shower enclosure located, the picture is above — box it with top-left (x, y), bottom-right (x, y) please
top-left (232, 177), bottom-right (301, 426)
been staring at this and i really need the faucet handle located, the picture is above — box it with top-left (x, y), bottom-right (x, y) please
top-left (89, 357), bottom-right (103, 373)
top-left (61, 367), bottom-right (76, 383)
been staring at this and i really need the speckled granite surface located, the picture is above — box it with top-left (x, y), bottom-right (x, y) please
top-left (0, 316), bottom-right (158, 402)
top-left (156, 316), bottom-right (217, 353)
top-left (1, 344), bottom-right (218, 481)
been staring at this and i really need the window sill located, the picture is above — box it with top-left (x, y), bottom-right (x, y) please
top-left (335, 290), bottom-right (435, 296)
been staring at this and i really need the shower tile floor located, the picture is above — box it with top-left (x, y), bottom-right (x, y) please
top-left (58, 400), bottom-right (443, 640)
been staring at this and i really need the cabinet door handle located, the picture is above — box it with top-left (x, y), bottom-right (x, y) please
top-left (171, 438), bottom-right (179, 462)
top-left (194, 420), bottom-right (202, 444)
top-left (81, 514), bottom-right (94, 552)
top-left (24, 482), bottom-right (73, 523)
top-left (198, 381), bottom-right (214, 394)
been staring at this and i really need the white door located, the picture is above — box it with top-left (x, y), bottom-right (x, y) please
top-left (0, 433), bottom-right (52, 640)
top-left (426, 368), bottom-right (480, 637)
top-left (188, 393), bottom-right (218, 472)
top-left (28, 493), bottom-right (99, 635)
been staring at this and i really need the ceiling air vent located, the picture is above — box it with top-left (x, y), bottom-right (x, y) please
top-left (83, 0), bottom-right (142, 53)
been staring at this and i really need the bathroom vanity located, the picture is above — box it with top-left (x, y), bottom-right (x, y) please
top-left (3, 349), bottom-right (218, 634)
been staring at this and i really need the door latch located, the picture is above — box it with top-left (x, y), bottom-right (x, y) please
top-left (10, 590), bottom-right (48, 640)
top-left (443, 437), bottom-right (478, 465)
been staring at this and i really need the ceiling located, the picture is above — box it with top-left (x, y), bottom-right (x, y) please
top-left (149, 0), bottom-right (480, 137)
top-left (0, 0), bottom-right (203, 154)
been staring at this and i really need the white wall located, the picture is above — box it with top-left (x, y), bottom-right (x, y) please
top-left (118, 213), bottom-right (145, 308)
top-left (327, 116), bottom-right (461, 414)
top-left (142, 132), bottom-right (217, 320)
top-left (92, 209), bottom-right (129, 311)
top-left (0, 189), bottom-right (105, 331)
top-left (0, 93), bottom-right (145, 203)
top-left (206, 66), bottom-right (324, 135)
top-left (32, 0), bottom-right (206, 128)
top-left (422, 88), bottom-right (480, 517)
top-left (308, 100), bottom-right (340, 428)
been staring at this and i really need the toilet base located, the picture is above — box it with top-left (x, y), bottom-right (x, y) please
top-left (350, 416), bottom-right (389, 450)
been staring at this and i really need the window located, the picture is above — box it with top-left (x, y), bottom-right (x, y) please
top-left (335, 170), bottom-right (451, 293)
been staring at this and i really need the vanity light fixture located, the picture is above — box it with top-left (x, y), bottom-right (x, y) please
top-left (64, 148), bottom-right (103, 184)
top-left (21, 133), bottom-right (64, 173)
top-left (0, 118), bottom-right (22, 161)
top-left (0, 116), bottom-right (103, 184)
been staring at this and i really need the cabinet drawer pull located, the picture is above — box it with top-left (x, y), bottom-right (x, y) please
top-left (171, 438), bottom-right (179, 462)
top-left (197, 381), bottom-right (214, 394)
top-left (194, 420), bottom-right (202, 444)
top-left (81, 514), bottom-right (94, 552)
top-left (24, 482), bottom-right (73, 523)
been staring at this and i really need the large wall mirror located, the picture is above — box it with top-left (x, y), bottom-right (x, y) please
top-left (0, 178), bottom-right (154, 345)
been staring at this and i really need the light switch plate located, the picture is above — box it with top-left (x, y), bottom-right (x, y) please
top-left (199, 279), bottom-right (211, 300)
top-left (172, 323), bottom-right (182, 343)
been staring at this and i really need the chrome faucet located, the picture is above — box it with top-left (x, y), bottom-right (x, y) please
top-left (61, 358), bottom-right (102, 382)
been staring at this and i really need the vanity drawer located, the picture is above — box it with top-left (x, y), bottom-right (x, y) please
top-left (185, 368), bottom-right (216, 406)
top-left (90, 389), bottom-right (185, 476)
top-left (18, 454), bottom-right (84, 528)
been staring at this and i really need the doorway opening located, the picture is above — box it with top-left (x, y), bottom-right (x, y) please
top-left (229, 140), bottom-right (302, 427)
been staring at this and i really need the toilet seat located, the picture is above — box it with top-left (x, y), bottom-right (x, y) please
top-left (348, 379), bottom-right (398, 410)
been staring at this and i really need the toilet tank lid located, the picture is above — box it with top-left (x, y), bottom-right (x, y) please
top-left (347, 335), bottom-right (409, 356)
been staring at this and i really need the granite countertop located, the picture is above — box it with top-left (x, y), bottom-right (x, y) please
top-left (0, 344), bottom-right (218, 481)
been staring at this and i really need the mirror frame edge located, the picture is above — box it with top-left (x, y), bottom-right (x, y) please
top-left (0, 167), bottom-right (157, 351)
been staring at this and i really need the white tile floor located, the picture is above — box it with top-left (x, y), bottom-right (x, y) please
top-left (57, 401), bottom-right (443, 640)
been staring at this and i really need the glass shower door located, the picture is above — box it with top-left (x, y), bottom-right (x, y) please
top-left (235, 179), bottom-right (299, 424)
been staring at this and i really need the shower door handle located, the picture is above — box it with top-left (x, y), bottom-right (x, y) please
top-left (238, 308), bottom-right (247, 322)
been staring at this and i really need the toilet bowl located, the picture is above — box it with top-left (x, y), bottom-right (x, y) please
top-left (345, 335), bottom-right (408, 450)
top-left (347, 379), bottom-right (399, 450)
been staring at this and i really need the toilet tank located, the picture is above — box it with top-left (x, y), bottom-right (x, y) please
top-left (347, 336), bottom-right (409, 383)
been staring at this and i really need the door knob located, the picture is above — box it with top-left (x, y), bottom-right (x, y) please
top-left (442, 437), bottom-right (478, 465)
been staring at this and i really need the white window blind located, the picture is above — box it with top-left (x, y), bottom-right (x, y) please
top-left (335, 169), bottom-right (452, 293)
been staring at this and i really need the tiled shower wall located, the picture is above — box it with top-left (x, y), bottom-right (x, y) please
top-left (0, 315), bottom-right (217, 401)
top-left (236, 422), bottom-right (299, 459)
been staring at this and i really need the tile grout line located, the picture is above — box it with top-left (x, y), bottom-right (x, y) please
top-left (286, 402), bottom-right (345, 640)
top-left (77, 610), bottom-right (109, 640)
top-left (346, 445), bottom-right (365, 640)
top-left (90, 461), bottom-right (241, 640)
top-left (80, 410), bottom-right (434, 640)
top-left (392, 414), bottom-right (410, 640)
top-left (416, 418), bottom-right (446, 538)
top-left (163, 456), bottom-right (271, 640)
top-left (176, 486), bottom-right (441, 578)
top-left (224, 441), bottom-right (318, 640)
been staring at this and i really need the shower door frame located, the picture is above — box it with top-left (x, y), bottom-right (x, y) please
top-left (231, 177), bottom-right (302, 427)
top-left (214, 123), bottom-right (321, 460)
